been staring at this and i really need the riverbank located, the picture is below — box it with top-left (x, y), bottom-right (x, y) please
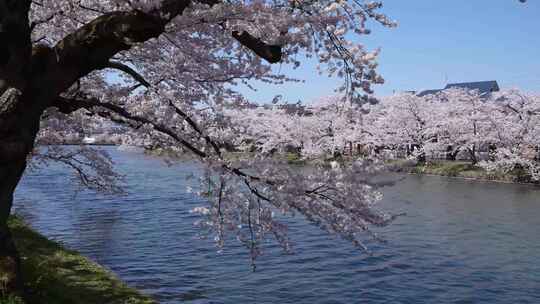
top-left (130, 146), bottom-right (539, 185)
top-left (2, 217), bottom-right (154, 304)
top-left (391, 160), bottom-right (539, 185)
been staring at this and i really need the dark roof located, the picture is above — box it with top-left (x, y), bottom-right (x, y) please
top-left (444, 81), bottom-right (500, 95)
top-left (278, 103), bottom-right (308, 115)
top-left (417, 89), bottom-right (442, 97)
top-left (416, 80), bottom-right (500, 97)
top-left (261, 103), bottom-right (310, 115)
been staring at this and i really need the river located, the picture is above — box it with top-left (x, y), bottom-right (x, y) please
top-left (14, 147), bottom-right (540, 303)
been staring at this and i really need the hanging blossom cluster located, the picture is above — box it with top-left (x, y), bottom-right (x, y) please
top-left (28, 145), bottom-right (125, 194)
top-left (29, 0), bottom-right (401, 263)
top-left (190, 156), bottom-right (394, 266)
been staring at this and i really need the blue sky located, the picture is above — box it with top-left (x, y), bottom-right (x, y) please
top-left (241, 0), bottom-right (540, 103)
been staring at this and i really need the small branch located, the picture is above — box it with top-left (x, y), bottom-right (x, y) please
top-left (52, 95), bottom-right (208, 158)
top-left (231, 31), bottom-right (282, 64)
top-left (167, 101), bottom-right (223, 158)
top-left (103, 61), bottom-right (151, 88)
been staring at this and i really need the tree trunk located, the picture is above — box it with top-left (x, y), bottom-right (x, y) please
top-left (411, 144), bottom-right (426, 163)
top-left (0, 88), bottom-right (41, 296)
top-left (416, 152), bottom-right (426, 163)
top-left (468, 146), bottom-right (478, 166)
top-left (0, 162), bottom-right (25, 295)
top-left (446, 146), bottom-right (460, 161)
top-left (0, 0), bottom-right (31, 295)
top-left (488, 144), bottom-right (497, 161)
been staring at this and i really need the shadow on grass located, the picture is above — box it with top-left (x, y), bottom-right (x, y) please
top-left (7, 217), bottom-right (155, 304)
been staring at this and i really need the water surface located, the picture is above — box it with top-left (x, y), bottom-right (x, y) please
top-left (14, 147), bottom-right (540, 303)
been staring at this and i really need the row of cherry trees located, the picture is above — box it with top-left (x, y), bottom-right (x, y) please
top-left (368, 89), bottom-right (540, 180)
top-left (220, 88), bottom-right (540, 181)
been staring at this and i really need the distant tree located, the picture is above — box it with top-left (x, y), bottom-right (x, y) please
top-left (366, 93), bottom-right (437, 162)
top-left (479, 90), bottom-right (540, 181)
top-left (426, 89), bottom-right (492, 165)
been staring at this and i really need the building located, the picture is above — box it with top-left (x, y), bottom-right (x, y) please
top-left (417, 80), bottom-right (500, 97)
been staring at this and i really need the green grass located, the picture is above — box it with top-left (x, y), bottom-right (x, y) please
top-left (4, 217), bottom-right (155, 304)
top-left (0, 295), bottom-right (24, 304)
top-left (412, 161), bottom-right (481, 177)
top-left (397, 160), bottom-right (536, 183)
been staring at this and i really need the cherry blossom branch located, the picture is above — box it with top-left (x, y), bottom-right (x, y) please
top-left (30, 145), bottom-right (125, 194)
top-left (53, 95), bottom-right (208, 158)
top-left (49, 0), bottom-right (283, 96)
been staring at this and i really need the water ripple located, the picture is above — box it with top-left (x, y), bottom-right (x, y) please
top-left (14, 147), bottom-right (540, 304)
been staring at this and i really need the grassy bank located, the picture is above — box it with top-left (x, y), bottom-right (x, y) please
top-left (1, 217), bottom-right (154, 304)
top-left (392, 160), bottom-right (537, 184)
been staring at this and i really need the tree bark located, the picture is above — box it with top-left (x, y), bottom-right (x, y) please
top-left (468, 146), bottom-right (478, 165)
top-left (0, 0), bottom-right (34, 295)
top-left (0, 160), bottom-right (25, 295)
top-left (488, 144), bottom-right (497, 162)
top-left (0, 88), bottom-right (41, 296)
top-left (446, 146), bottom-right (460, 161)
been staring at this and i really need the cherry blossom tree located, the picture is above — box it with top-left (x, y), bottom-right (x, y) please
top-left (479, 90), bottom-right (540, 181)
top-left (423, 89), bottom-right (493, 164)
top-left (0, 0), bottom-right (397, 294)
top-left (365, 93), bottom-right (438, 161)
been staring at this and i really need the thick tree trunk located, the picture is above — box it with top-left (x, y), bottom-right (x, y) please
top-left (0, 162), bottom-right (25, 295)
top-left (0, 0), bottom-right (31, 295)
top-left (0, 88), bottom-right (41, 296)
